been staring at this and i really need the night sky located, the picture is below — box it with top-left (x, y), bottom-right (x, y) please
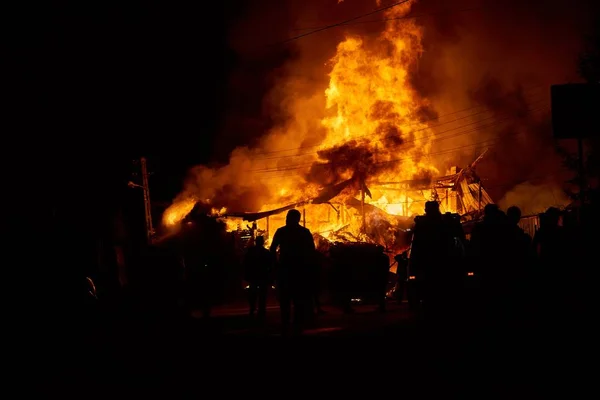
top-left (7, 2), bottom-right (251, 203)
top-left (6, 1), bottom-right (262, 239)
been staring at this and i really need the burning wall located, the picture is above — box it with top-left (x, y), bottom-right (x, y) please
top-left (163, 0), bottom-right (597, 246)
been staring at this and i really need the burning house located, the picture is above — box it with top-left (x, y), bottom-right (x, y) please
top-left (159, 0), bottom-right (575, 253)
top-left (160, 153), bottom-right (493, 257)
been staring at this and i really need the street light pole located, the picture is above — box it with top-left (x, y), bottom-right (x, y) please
top-left (140, 157), bottom-right (154, 244)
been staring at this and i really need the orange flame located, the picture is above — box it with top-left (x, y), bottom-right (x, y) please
top-left (163, 1), bottom-right (456, 249)
top-left (163, 198), bottom-right (196, 227)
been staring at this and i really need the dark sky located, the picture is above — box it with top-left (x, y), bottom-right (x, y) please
top-left (6, 1), bottom-right (251, 207)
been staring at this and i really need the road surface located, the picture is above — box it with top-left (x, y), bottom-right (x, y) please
top-left (203, 300), bottom-right (414, 336)
top-left (31, 297), bottom-right (593, 397)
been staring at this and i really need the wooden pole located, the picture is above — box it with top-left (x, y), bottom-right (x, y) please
top-left (361, 188), bottom-right (366, 233)
top-left (140, 157), bottom-right (154, 244)
top-left (303, 208), bottom-right (306, 227)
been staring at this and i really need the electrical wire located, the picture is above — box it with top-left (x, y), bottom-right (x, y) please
top-left (250, 104), bottom-right (550, 174)
top-left (243, 83), bottom-right (547, 158)
top-left (271, 0), bottom-right (412, 46)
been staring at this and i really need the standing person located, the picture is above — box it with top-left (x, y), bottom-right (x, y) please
top-left (409, 201), bottom-right (454, 320)
top-left (244, 236), bottom-right (272, 321)
top-left (270, 209), bottom-right (316, 336)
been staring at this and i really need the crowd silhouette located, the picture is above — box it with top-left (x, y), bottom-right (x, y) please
top-left (235, 199), bottom-right (598, 338)
top-left (62, 195), bottom-right (599, 342)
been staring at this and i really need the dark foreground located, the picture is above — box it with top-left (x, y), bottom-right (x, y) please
top-left (21, 298), bottom-right (597, 398)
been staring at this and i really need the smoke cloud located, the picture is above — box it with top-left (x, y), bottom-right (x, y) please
top-left (174, 0), bottom-right (598, 216)
top-left (409, 0), bottom-right (597, 201)
top-left (498, 181), bottom-right (571, 216)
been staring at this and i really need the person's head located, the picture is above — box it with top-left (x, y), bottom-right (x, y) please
top-left (286, 209), bottom-right (302, 226)
top-left (483, 203), bottom-right (500, 221)
top-left (255, 235), bottom-right (265, 247)
top-left (544, 207), bottom-right (561, 227)
top-left (507, 206), bottom-right (521, 225)
top-left (424, 201), bottom-right (440, 216)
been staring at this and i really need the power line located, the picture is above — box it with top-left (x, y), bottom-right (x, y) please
top-left (256, 108), bottom-right (551, 181)
top-left (272, 0), bottom-right (411, 46)
top-left (246, 83), bottom-right (547, 157)
top-left (290, 1), bottom-right (561, 33)
top-left (250, 104), bottom-right (549, 173)
top-left (252, 128), bottom-right (520, 180)
top-left (293, 6), bottom-right (482, 32)
top-left (253, 94), bottom-right (547, 162)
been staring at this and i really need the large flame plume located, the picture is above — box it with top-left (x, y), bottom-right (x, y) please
top-left (164, 1), bottom-right (444, 247)
top-left (163, 0), bottom-right (597, 246)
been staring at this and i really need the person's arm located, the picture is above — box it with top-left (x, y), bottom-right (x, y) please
top-left (270, 230), bottom-right (280, 257)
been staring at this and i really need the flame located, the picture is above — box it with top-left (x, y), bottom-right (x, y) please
top-left (162, 1), bottom-right (456, 250)
top-left (163, 197), bottom-right (196, 227)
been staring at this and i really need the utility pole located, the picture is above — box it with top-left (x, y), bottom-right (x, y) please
top-left (361, 188), bottom-right (366, 233)
top-left (140, 157), bottom-right (154, 244)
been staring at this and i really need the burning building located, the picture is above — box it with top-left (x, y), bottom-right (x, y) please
top-left (160, 0), bottom-right (588, 250)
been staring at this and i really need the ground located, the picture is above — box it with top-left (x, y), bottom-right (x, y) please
top-left (27, 298), bottom-right (595, 397)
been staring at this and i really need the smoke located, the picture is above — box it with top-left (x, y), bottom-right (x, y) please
top-left (172, 0), bottom-right (597, 217)
top-left (411, 0), bottom-right (596, 186)
top-left (498, 181), bottom-right (571, 216)
top-left (406, 0), bottom-right (598, 211)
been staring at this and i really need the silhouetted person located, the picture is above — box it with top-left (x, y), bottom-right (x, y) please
top-left (470, 203), bottom-right (512, 324)
top-left (244, 235), bottom-right (272, 320)
top-left (532, 207), bottom-right (567, 270)
top-left (442, 212), bottom-right (468, 301)
top-left (532, 207), bottom-right (568, 322)
top-left (410, 201), bottom-right (455, 320)
top-left (270, 209), bottom-right (316, 335)
top-left (507, 206), bottom-right (532, 255)
top-left (505, 205), bottom-right (533, 320)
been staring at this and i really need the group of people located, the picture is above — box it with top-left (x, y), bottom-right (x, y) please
top-left (244, 199), bottom-right (586, 335)
top-left (409, 200), bottom-right (581, 328)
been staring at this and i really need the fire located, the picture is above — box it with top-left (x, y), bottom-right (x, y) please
top-left (163, 198), bottom-right (196, 227)
top-left (163, 1), bottom-right (455, 250)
